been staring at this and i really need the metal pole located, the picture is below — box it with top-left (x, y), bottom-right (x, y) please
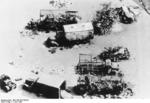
top-left (139, 0), bottom-right (150, 15)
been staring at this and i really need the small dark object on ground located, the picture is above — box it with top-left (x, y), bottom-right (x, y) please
top-left (59, 47), bottom-right (64, 50)
top-left (15, 78), bottom-right (22, 81)
top-left (44, 37), bottom-right (58, 48)
top-left (9, 61), bottom-right (14, 65)
top-left (48, 48), bottom-right (57, 54)
top-left (73, 84), bottom-right (87, 95)
top-left (0, 74), bottom-right (17, 92)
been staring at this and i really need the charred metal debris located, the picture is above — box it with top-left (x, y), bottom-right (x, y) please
top-left (71, 47), bottom-right (133, 99)
top-left (25, 4), bottom-right (136, 50)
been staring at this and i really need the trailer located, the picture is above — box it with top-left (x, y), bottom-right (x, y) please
top-left (22, 74), bottom-right (66, 98)
top-left (63, 22), bottom-right (94, 41)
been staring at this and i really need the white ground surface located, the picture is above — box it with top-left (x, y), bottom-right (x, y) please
top-left (0, 0), bottom-right (150, 99)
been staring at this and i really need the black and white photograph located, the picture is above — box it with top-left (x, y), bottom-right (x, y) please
top-left (0, 0), bottom-right (150, 101)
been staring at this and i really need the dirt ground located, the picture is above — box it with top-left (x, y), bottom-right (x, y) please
top-left (0, 0), bottom-right (150, 99)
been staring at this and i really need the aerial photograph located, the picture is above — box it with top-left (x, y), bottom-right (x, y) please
top-left (0, 0), bottom-right (150, 100)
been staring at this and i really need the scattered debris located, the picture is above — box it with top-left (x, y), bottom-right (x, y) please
top-left (43, 22), bottom-right (94, 50)
top-left (24, 2), bottom-right (138, 53)
top-left (71, 53), bottom-right (133, 98)
top-left (73, 76), bottom-right (133, 98)
top-left (15, 0), bottom-right (137, 99)
top-left (31, 70), bottom-right (39, 75)
top-left (25, 11), bottom-right (79, 33)
top-left (48, 47), bottom-right (57, 54)
top-left (98, 46), bottom-right (130, 62)
top-left (92, 4), bottom-right (136, 35)
top-left (9, 61), bottom-right (14, 65)
top-left (92, 4), bottom-right (115, 35)
top-left (15, 78), bottom-right (23, 81)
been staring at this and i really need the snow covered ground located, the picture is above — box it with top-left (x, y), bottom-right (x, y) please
top-left (0, 0), bottom-right (150, 99)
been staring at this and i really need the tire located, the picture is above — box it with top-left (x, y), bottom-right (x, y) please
top-left (3, 86), bottom-right (11, 92)
top-left (73, 85), bottom-right (87, 95)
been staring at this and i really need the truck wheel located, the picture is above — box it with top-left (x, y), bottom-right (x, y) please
top-left (4, 86), bottom-right (11, 92)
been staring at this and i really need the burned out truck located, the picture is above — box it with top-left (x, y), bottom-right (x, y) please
top-left (39, 9), bottom-right (94, 48)
top-left (98, 46), bottom-right (130, 62)
top-left (43, 21), bottom-right (94, 48)
top-left (73, 76), bottom-right (133, 98)
top-left (50, 22), bottom-right (94, 48)
top-left (75, 54), bottom-right (120, 76)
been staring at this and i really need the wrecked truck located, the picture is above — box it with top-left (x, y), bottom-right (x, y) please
top-left (98, 46), bottom-right (130, 62)
top-left (22, 74), bottom-right (66, 98)
top-left (44, 22), bottom-right (94, 48)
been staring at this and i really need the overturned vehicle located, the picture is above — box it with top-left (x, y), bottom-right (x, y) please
top-left (0, 74), bottom-right (17, 92)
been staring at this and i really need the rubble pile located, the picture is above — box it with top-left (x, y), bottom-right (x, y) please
top-left (73, 76), bottom-right (133, 98)
top-left (92, 4), bottom-right (115, 35)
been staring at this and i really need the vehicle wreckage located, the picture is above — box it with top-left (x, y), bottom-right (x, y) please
top-left (98, 46), bottom-right (130, 62)
top-left (0, 74), bottom-right (17, 92)
top-left (72, 54), bottom-right (133, 98)
top-left (22, 74), bottom-right (66, 98)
